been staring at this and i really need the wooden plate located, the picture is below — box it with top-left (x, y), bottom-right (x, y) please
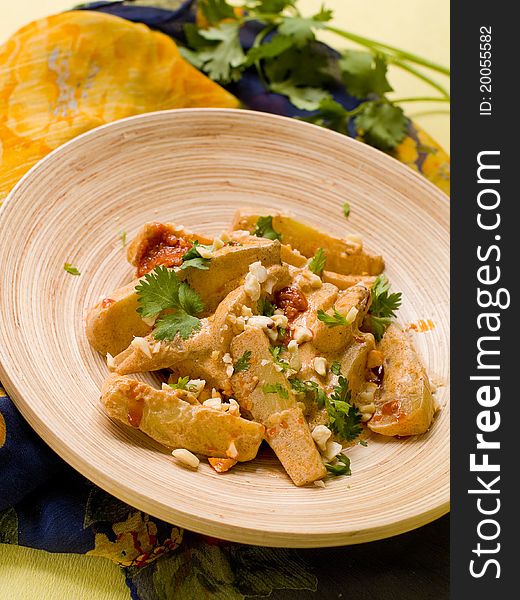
top-left (0, 109), bottom-right (449, 547)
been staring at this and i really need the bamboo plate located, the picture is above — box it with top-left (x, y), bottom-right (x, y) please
top-left (0, 109), bottom-right (449, 547)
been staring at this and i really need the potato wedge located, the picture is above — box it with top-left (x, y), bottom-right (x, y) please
top-left (265, 407), bottom-right (327, 486)
top-left (102, 375), bottom-right (264, 461)
top-left (86, 239), bottom-right (282, 357)
top-left (86, 280), bottom-right (152, 356)
top-left (230, 327), bottom-right (326, 485)
top-left (127, 221), bottom-right (213, 276)
top-left (231, 209), bottom-right (384, 275)
top-left (368, 324), bottom-right (435, 436)
top-left (310, 284), bottom-right (371, 354)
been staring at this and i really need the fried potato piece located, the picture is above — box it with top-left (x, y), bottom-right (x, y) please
top-left (265, 407), bottom-right (327, 486)
top-left (309, 284), bottom-right (371, 354)
top-left (86, 281), bottom-right (152, 356)
top-left (281, 245), bottom-right (376, 290)
top-left (127, 222), bottom-right (213, 277)
top-left (338, 332), bottom-right (376, 400)
top-left (230, 328), bottom-right (293, 421)
top-left (230, 327), bottom-right (326, 485)
top-left (102, 375), bottom-right (264, 461)
top-left (368, 324), bottom-right (435, 436)
top-left (86, 239), bottom-right (282, 357)
top-left (232, 209), bottom-right (384, 275)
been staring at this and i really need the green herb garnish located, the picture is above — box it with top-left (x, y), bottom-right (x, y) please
top-left (317, 308), bottom-right (348, 327)
top-left (342, 203), bottom-right (350, 218)
top-left (135, 266), bottom-right (204, 341)
top-left (180, 241), bottom-right (212, 271)
top-left (253, 216), bottom-right (282, 241)
top-left (119, 230), bottom-right (127, 248)
top-left (365, 274), bottom-right (402, 341)
top-left (169, 376), bottom-right (190, 390)
top-left (269, 345), bottom-right (290, 371)
top-left (258, 297), bottom-right (276, 317)
top-left (234, 350), bottom-right (252, 373)
top-left (263, 383), bottom-right (289, 399)
top-left (326, 376), bottom-right (362, 441)
top-left (325, 453), bottom-right (352, 476)
top-left (330, 361), bottom-right (342, 375)
top-left (308, 248), bottom-right (327, 276)
top-left (64, 263), bottom-right (80, 276)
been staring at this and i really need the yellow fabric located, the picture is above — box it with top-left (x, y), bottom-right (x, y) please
top-left (0, 10), bottom-right (239, 202)
top-left (0, 2), bottom-right (449, 598)
top-left (0, 544), bottom-right (128, 600)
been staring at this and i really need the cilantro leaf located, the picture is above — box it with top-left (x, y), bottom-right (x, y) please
top-left (289, 378), bottom-right (327, 408)
top-left (326, 376), bottom-right (362, 441)
top-left (270, 81), bottom-right (330, 111)
top-left (339, 51), bottom-right (392, 99)
top-left (178, 282), bottom-right (205, 315)
top-left (154, 311), bottom-right (202, 341)
top-left (278, 8), bottom-right (333, 46)
top-left (180, 242), bottom-right (211, 271)
top-left (258, 297), bottom-right (275, 317)
top-left (194, 23), bottom-right (246, 83)
top-left (355, 101), bottom-right (408, 151)
top-left (343, 203), bottom-right (350, 218)
top-left (330, 361), bottom-right (341, 375)
top-left (308, 248), bottom-right (327, 276)
top-left (253, 216), bottom-right (282, 241)
top-left (135, 266), bottom-right (204, 341)
top-left (169, 376), bottom-right (190, 390)
top-left (269, 345), bottom-right (290, 371)
top-left (262, 383), bottom-right (289, 399)
top-left (245, 35), bottom-right (294, 65)
top-left (135, 266), bottom-right (181, 319)
top-left (180, 257), bottom-right (210, 271)
top-left (199, 0), bottom-right (236, 25)
top-left (64, 263), bottom-right (80, 276)
top-left (365, 274), bottom-right (402, 340)
top-left (317, 308), bottom-right (348, 327)
top-left (301, 97), bottom-right (350, 134)
top-left (325, 453), bottom-right (352, 476)
top-left (234, 350), bottom-right (252, 373)
top-left (370, 275), bottom-right (402, 317)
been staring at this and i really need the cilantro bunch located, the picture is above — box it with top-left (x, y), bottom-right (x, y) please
top-left (181, 0), bottom-right (450, 151)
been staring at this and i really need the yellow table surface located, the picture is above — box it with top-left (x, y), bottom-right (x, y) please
top-left (0, 1), bottom-right (449, 598)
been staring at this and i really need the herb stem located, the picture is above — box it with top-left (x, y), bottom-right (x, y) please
top-left (325, 26), bottom-right (450, 76)
top-left (388, 59), bottom-right (450, 99)
top-left (391, 96), bottom-right (450, 104)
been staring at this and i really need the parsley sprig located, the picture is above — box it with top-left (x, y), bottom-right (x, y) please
top-left (183, 1), bottom-right (449, 152)
top-left (365, 274), bottom-right (402, 341)
top-left (263, 383), bottom-right (289, 399)
top-left (135, 266), bottom-right (204, 341)
top-left (290, 373), bottom-right (362, 442)
top-left (308, 248), bottom-right (326, 276)
top-left (253, 216), bottom-right (282, 241)
top-left (269, 345), bottom-right (290, 371)
top-left (181, 241), bottom-right (212, 271)
top-left (325, 453), bottom-right (352, 476)
top-left (234, 350), bottom-right (252, 373)
top-left (317, 308), bottom-right (349, 327)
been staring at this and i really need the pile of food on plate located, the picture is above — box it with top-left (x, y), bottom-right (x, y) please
top-left (86, 208), bottom-right (437, 487)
